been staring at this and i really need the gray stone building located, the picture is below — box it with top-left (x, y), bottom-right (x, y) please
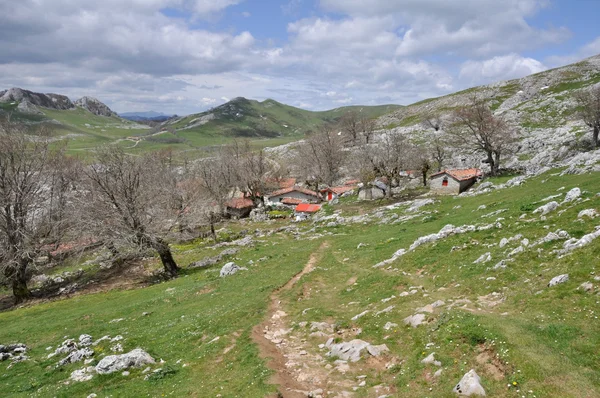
top-left (430, 168), bottom-right (482, 195)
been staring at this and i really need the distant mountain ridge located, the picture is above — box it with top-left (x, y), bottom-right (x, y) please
top-left (120, 111), bottom-right (176, 122)
top-left (0, 87), bottom-right (116, 117)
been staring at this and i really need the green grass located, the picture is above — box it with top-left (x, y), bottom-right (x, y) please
top-left (1, 119), bottom-right (600, 396)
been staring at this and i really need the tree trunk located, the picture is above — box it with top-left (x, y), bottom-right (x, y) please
top-left (12, 263), bottom-right (31, 304)
top-left (486, 152), bottom-right (496, 176)
top-left (493, 151), bottom-right (501, 175)
top-left (594, 125), bottom-right (599, 147)
top-left (210, 221), bottom-right (217, 243)
top-left (154, 239), bottom-right (179, 277)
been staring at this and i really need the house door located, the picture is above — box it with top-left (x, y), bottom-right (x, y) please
top-left (442, 177), bottom-right (448, 187)
top-left (328, 192), bottom-right (333, 201)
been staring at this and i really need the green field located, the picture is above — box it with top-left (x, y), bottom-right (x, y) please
top-left (1, 169), bottom-right (599, 397)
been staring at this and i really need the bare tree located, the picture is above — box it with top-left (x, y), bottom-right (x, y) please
top-left (447, 97), bottom-right (517, 175)
top-left (296, 127), bottom-right (345, 189)
top-left (0, 118), bottom-right (74, 303)
top-left (83, 147), bottom-right (180, 277)
top-left (357, 133), bottom-right (413, 198)
top-left (339, 111), bottom-right (361, 146)
top-left (224, 140), bottom-right (274, 205)
top-left (574, 85), bottom-right (600, 147)
top-left (421, 111), bottom-right (443, 131)
top-left (195, 150), bottom-right (237, 242)
top-left (359, 117), bottom-right (376, 144)
top-left (425, 133), bottom-right (447, 172)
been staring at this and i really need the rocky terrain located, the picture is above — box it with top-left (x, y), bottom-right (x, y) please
top-left (375, 54), bottom-right (600, 175)
top-left (74, 96), bottom-right (116, 117)
top-left (0, 87), bottom-right (74, 112)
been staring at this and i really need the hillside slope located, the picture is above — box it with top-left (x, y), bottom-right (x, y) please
top-left (164, 97), bottom-right (401, 147)
top-left (0, 169), bottom-right (598, 397)
top-left (376, 54), bottom-right (600, 174)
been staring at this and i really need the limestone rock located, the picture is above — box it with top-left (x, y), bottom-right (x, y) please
top-left (403, 313), bottom-right (426, 328)
top-left (548, 274), bottom-right (569, 287)
top-left (533, 201), bottom-right (559, 216)
top-left (578, 209), bottom-right (598, 219)
top-left (473, 252), bottom-right (491, 264)
top-left (95, 348), bottom-right (155, 375)
top-left (453, 369), bottom-right (486, 396)
top-left (578, 282), bottom-right (593, 292)
top-left (71, 366), bottom-right (95, 382)
top-left (75, 96), bottom-right (115, 117)
top-left (563, 187), bottom-right (581, 203)
top-left (58, 347), bottom-right (94, 366)
top-left (327, 340), bottom-right (388, 362)
top-left (219, 262), bottom-right (247, 277)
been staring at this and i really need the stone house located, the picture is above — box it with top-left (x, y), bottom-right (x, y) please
top-left (430, 168), bottom-right (482, 195)
top-left (294, 203), bottom-right (322, 220)
top-left (320, 185), bottom-right (356, 202)
top-left (225, 197), bottom-right (254, 218)
top-left (267, 186), bottom-right (321, 204)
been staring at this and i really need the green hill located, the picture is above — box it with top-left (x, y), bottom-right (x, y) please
top-left (0, 94), bottom-right (400, 156)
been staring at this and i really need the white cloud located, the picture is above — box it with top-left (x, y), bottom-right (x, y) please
top-left (459, 53), bottom-right (547, 85)
top-left (546, 36), bottom-right (600, 67)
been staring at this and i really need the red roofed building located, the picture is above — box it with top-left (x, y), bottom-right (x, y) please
top-left (430, 168), bottom-right (482, 195)
top-left (225, 197), bottom-right (254, 218)
top-left (295, 203), bottom-right (322, 214)
top-left (320, 185), bottom-right (356, 202)
top-left (281, 197), bottom-right (304, 206)
top-left (267, 186), bottom-right (321, 204)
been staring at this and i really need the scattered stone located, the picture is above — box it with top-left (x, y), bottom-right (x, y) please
top-left (563, 187), bottom-right (581, 203)
top-left (219, 262), bottom-right (247, 277)
top-left (473, 252), bottom-right (491, 264)
top-left (376, 306), bottom-right (394, 316)
top-left (95, 348), bottom-right (155, 375)
top-left (453, 369), bottom-right (486, 396)
top-left (533, 201), bottom-right (559, 216)
top-left (327, 339), bottom-right (388, 362)
top-left (578, 209), bottom-right (598, 219)
top-left (79, 334), bottom-right (93, 347)
top-left (70, 367), bottom-right (95, 382)
top-left (578, 282), bottom-right (593, 292)
top-left (508, 246), bottom-right (524, 257)
top-left (403, 313), bottom-right (426, 328)
top-left (351, 311), bottom-right (369, 321)
top-left (383, 322), bottom-right (398, 331)
top-left (58, 348), bottom-right (94, 366)
top-left (499, 238), bottom-right (509, 248)
top-left (548, 274), bottom-right (569, 287)
top-left (421, 352), bottom-right (442, 367)
top-left (558, 227), bottom-right (600, 254)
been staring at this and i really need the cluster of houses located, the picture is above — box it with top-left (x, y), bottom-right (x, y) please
top-left (224, 168), bottom-right (482, 220)
top-left (224, 178), bottom-right (359, 220)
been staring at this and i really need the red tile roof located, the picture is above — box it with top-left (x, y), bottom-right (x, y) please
top-left (295, 203), bottom-right (322, 213)
top-left (225, 198), bottom-right (254, 209)
top-left (281, 197), bottom-right (304, 205)
top-left (431, 168), bottom-right (482, 182)
top-left (269, 186), bottom-right (320, 198)
top-left (321, 186), bottom-right (356, 195)
top-left (344, 179), bottom-right (360, 186)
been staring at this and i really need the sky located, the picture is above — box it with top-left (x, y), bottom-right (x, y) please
top-left (1, 0), bottom-right (599, 116)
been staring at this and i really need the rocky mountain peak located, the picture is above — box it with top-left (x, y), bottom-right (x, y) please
top-left (75, 96), bottom-right (115, 117)
top-left (0, 87), bottom-right (74, 111)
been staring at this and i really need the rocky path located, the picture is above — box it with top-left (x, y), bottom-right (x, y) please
top-left (252, 242), bottom-right (336, 398)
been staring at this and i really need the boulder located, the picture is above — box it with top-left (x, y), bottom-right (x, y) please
top-left (533, 201), bottom-right (559, 215)
top-left (219, 262), bottom-right (247, 277)
top-left (453, 369), bottom-right (486, 396)
top-left (326, 339), bottom-right (388, 362)
top-left (548, 274), bottom-right (569, 287)
top-left (403, 313), bottom-right (426, 328)
top-left (578, 282), bottom-right (593, 292)
top-left (563, 187), bottom-right (581, 203)
top-left (577, 209), bottom-right (598, 219)
top-left (95, 348), bottom-right (155, 375)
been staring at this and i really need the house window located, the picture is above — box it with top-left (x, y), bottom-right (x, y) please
top-left (442, 177), bottom-right (449, 187)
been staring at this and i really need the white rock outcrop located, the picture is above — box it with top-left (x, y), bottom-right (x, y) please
top-left (95, 348), bottom-right (155, 375)
top-left (548, 274), bottom-right (569, 287)
top-left (453, 369), bottom-right (486, 396)
top-left (533, 201), bottom-right (559, 216)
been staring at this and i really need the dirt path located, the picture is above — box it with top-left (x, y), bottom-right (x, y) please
top-left (252, 242), bottom-right (331, 398)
